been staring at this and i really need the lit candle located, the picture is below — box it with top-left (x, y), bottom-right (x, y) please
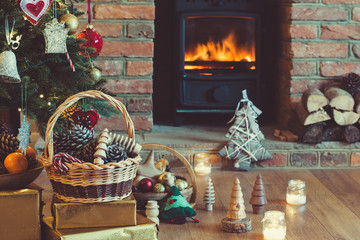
top-left (194, 153), bottom-right (211, 176)
top-left (263, 227), bottom-right (287, 240)
top-left (286, 179), bottom-right (306, 205)
top-left (263, 211), bottom-right (286, 240)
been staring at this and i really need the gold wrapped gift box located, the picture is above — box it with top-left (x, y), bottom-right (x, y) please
top-left (0, 186), bottom-right (42, 240)
top-left (52, 195), bottom-right (137, 229)
top-left (42, 214), bottom-right (158, 240)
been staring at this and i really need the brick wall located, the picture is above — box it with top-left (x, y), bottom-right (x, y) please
top-left (277, 0), bottom-right (360, 127)
top-left (75, 0), bottom-right (155, 132)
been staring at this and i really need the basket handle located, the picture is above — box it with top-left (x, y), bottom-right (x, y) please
top-left (44, 90), bottom-right (135, 160)
top-left (140, 143), bottom-right (197, 206)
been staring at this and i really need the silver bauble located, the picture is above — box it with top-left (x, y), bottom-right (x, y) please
top-left (90, 68), bottom-right (102, 81)
top-left (175, 179), bottom-right (188, 191)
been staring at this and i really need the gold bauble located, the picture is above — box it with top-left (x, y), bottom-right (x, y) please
top-left (158, 173), bottom-right (166, 183)
top-left (90, 67), bottom-right (102, 81)
top-left (59, 13), bottom-right (79, 35)
top-left (153, 183), bottom-right (165, 193)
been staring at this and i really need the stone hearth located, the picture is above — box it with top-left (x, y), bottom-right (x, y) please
top-left (33, 124), bottom-right (360, 170)
top-left (133, 125), bottom-right (360, 169)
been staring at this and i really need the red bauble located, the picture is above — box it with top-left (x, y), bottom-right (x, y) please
top-left (76, 25), bottom-right (103, 57)
top-left (139, 178), bottom-right (153, 193)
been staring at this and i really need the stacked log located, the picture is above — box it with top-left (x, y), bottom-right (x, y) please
top-left (324, 87), bottom-right (359, 126)
top-left (295, 86), bottom-right (360, 143)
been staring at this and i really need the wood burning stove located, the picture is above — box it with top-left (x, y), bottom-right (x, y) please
top-left (173, 0), bottom-right (266, 124)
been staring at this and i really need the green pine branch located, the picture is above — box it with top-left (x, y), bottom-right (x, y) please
top-left (0, 0), bottom-right (115, 137)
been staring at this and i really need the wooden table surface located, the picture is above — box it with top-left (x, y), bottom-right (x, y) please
top-left (158, 169), bottom-right (360, 240)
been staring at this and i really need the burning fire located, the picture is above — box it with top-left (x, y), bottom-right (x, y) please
top-left (185, 32), bottom-right (255, 63)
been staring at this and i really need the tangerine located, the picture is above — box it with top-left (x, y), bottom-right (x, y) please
top-left (4, 152), bottom-right (28, 174)
top-left (16, 146), bottom-right (37, 158)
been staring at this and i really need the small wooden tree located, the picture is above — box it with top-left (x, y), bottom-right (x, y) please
top-left (249, 174), bottom-right (267, 214)
top-left (93, 128), bottom-right (109, 164)
top-left (221, 178), bottom-right (252, 233)
top-left (203, 178), bottom-right (215, 211)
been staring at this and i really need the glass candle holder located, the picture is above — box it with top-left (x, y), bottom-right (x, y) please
top-left (262, 211), bottom-right (286, 240)
top-left (286, 179), bottom-right (306, 205)
top-left (194, 153), bottom-right (211, 176)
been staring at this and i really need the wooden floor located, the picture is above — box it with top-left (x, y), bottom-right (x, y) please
top-left (35, 169), bottom-right (360, 240)
top-left (157, 169), bottom-right (360, 240)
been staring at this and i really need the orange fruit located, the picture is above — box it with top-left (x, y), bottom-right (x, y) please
top-left (4, 152), bottom-right (28, 174)
top-left (16, 146), bottom-right (37, 158)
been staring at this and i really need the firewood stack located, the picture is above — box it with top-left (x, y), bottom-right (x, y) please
top-left (290, 72), bottom-right (360, 143)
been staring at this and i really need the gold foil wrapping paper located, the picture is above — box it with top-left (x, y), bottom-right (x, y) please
top-left (52, 195), bottom-right (137, 229)
top-left (42, 214), bottom-right (158, 240)
top-left (0, 188), bottom-right (41, 240)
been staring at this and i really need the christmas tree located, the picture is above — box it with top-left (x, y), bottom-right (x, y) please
top-left (160, 186), bottom-right (198, 224)
top-left (225, 178), bottom-right (247, 220)
top-left (219, 89), bottom-right (272, 170)
top-left (203, 177), bottom-right (215, 211)
top-left (249, 174), bottom-right (267, 214)
top-left (221, 178), bottom-right (252, 233)
top-left (0, 0), bottom-right (115, 136)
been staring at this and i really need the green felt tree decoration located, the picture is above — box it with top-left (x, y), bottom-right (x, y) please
top-left (160, 186), bottom-right (199, 224)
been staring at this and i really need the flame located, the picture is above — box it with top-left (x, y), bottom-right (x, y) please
top-left (185, 32), bottom-right (255, 62)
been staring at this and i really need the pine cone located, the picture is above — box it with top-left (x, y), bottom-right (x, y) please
top-left (0, 120), bottom-right (11, 135)
top-left (106, 144), bottom-right (128, 163)
top-left (0, 132), bottom-right (19, 160)
top-left (342, 72), bottom-right (360, 95)
top-left (54, 125), bottom-right (94, 154)
top-left (70, 138), bottom-right (97, 163)
top-left (69, 125), bottom-right (94, 149)
top-left (53, 132), bottom-right (71, 153)
top-left (62, 103), bottom-right (82, 123)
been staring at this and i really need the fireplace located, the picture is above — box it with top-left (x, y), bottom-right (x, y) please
top-left (172, 0), bottom-right (268, 124)
top-left (152, 0), bottom-right (278, 125)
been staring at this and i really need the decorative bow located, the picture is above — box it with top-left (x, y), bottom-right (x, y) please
top-left (227, 89), bottom-right (262, 123)
top-left (5, 17), bottom-right (22, 50)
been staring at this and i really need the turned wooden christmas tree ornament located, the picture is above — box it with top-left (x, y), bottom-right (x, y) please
top-left (203, 177), bottom-right (215, 211)
top-left (145, 200), bottom-right (160, 226)
top-left (249, 174), bottom-right (267, 214)
top-left (93, 128), bottom-right (109, 164)
top-left (109, 132), bottom-right (142, 155)
top-left (221, 178), bottom-right (252, 233)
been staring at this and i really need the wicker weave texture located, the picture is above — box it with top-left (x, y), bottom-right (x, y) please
top-left (134, 143), bottom-right (197, 208)
top-left (41, 90), bottom-right (141, 203)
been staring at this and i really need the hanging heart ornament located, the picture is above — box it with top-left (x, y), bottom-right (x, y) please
top-left (18, 0), bottom-right (52, 26)
top-left (71, 110), bottom-right (99, 130)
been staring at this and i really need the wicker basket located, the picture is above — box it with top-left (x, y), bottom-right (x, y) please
top-left (133, 143), bottom-right (197, 209)
top-left (41, 90), bottom-right (141, 203)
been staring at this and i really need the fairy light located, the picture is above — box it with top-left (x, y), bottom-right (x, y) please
top-left (48, 102), bottom-right (51, 106)
top-left (39, 94), bottom-right (44, 98)
top-left (18, 108), bottom-right (22, 112)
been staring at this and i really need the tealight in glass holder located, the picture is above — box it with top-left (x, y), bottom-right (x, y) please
top-left (194, 153), bottom-right (211, 176)
top-left (262, 210), bottom-right (286, 240)
top-left (286, 179), bottom-right (306, 205)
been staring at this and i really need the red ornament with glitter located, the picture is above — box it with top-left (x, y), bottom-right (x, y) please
top-left (76, 25), bottom-right (103, 57)
top-left (71, 109), bottom-right (99, 130)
